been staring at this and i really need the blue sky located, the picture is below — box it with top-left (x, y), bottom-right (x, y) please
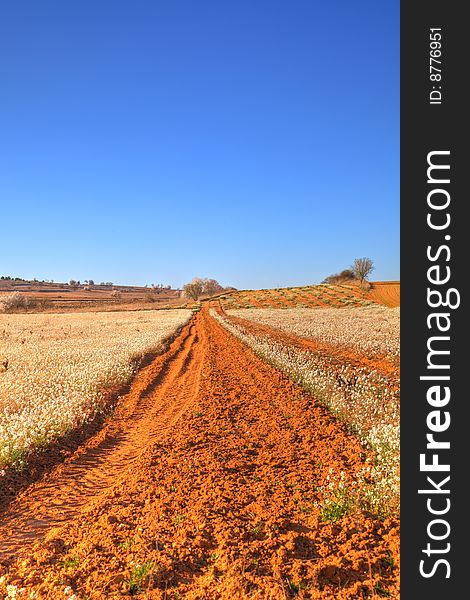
top-left (0, 1), bottom-right (399, 289)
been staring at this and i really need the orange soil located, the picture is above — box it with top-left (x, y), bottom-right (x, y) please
top-left (0, 307), bottom-right (399, 599)
top-left (220, 286), bottom-right (372, 311)
top-left (0, 284), bottom-right (185, 313)
top-left (367, 282), bottom-right (400, 308)
top-left (224, 311), bottom-right (399, 384)
top-left (219, 282), bottom-right (400, 312)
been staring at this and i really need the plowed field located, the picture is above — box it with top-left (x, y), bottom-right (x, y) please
top-left (367, 282), bottom-right (400, 308)
top-left (0, 307), bottom-right (399, 599)
top-left (218, 282), bottom-right (400, 311)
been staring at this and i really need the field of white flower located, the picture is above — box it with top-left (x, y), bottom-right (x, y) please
top-left (211, 307), bottom-right (400, 515)
top-left (0, 309), bottom-right (192, 470)
top-left (227, 306), bottom-right (400, 362)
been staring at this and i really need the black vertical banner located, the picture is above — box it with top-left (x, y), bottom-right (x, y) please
top-left (401, 2), bottom-right (467, 598)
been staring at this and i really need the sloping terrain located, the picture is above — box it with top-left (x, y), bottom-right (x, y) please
top-left (367, 282), bottom-right (400, 308)
top-left (0, 281), bottom-right (186, 313)
top-left (218, 282), bottom-right (400, 311)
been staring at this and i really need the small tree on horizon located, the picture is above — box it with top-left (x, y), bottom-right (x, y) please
top-left (351, 258), bottom-right (374, 283)
top-left (203, 278), bottom-right (224, 296)
top-left (183, 277), bottom-right (226, 300)
top-left (183, 278), bottom-right (205, 300)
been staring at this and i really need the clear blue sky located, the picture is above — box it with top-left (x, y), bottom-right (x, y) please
top-left (1, 1), bottom-right (399, 289)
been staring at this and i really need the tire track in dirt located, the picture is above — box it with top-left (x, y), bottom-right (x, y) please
top-left (0, 307), bottom-right (399, 599)
top-left (0, 316), bottom-right (206, 561)
top-left (220, 307), bottom-right (400, 383)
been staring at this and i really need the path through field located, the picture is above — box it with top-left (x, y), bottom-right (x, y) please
top-left (0, 320), bottom-right (206, 556)
top-left (0, 307), bottom-right (399, 599)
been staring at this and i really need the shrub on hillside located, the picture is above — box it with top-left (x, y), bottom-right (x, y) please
top-left (183, 278), bottom-right (226, 300)
top-left (0, 292), bottom-right (29, 312)
top-left (322, 269), bottom-right (356, 284)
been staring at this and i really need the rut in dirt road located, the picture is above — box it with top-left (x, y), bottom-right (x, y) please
top-left (0, 306), bottom-right (399, 599)
top-left (0, 315), bottom-right (206, 561)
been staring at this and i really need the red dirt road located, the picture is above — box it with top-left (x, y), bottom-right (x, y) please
top-left (0, 320), bottom-right (206, 558)
top-left (0, 308), bottom-right (399, 599)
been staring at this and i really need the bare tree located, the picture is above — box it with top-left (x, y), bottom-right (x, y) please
top-left (351, 258), bottom-right (374, 283)
top-left (183, 277), bottom-right (225, 300)
top-left (183, 278), bottom-right (205, 300)
top-left (203, 278), bottom-right (224, 296)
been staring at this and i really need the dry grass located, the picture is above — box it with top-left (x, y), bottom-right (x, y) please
top-left (0, 309), bottom-right (192, 470)
top-left (227, 306), bottom-right (400, 362)
top-left (211, 307), bottom-right (400, 516)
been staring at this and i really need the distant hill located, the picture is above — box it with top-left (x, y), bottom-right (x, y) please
top-left (217, 281), bottom-right (400, 310)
